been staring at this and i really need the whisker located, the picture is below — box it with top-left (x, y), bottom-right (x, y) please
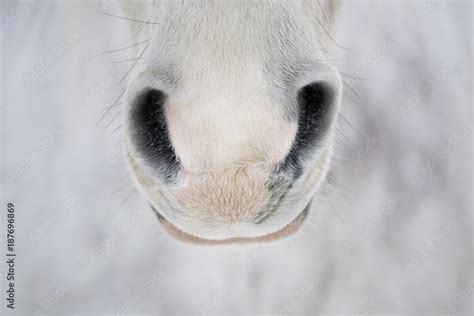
top-left (331, 180), bottom-right (353, 207)
top-left (111, 124), bottom-right (123, 133)
top-left (344, 93), bottom-right (358, 106)
top-left (103, 109), bottom-right (122, 131)
top-left (331, 153), bottom-right (353, 163)
top-left (111, 182), bottom-right (133, 195)
top-left (89, 39), bottom-right (151, 60)
top-left (329, 200), bottom-right (345, 224)
top-left (341, 79), bottom-right (360, 100)
top-left (117, 43), bottom-right (150, 84)
top-left (116, 174), bottom-right (132, 187)
top-left (111, 21), bottom-right (149, 48)
top-left (96, 57), bottom-right (143, 64)
top-left (96, 90), bottom-right (125, 126)
top-left (317, 0), bottom-right (330, 24)
top-left (97, 11), bottom-right (159, 25)
top-left (314, 43), bottom-right (340, 59)
top-left (339, 71), bottom-right (365, 81)
top-left (311, 12), bottom-right (348, 50)
top-left (339, 113), bottom-right (364, 137)
top-left (119, 187), bottom-right (137, 207)
top-left (335, 126), bottom-right (350, 145)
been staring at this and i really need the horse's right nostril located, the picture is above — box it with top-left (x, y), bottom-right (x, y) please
top-left (128, 88), bottom-right (180, 182)
top-left (278, 82), bottom-right (337, 179)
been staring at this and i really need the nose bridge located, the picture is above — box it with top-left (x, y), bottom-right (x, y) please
top-left (165, 77), bottom-right (298, 170)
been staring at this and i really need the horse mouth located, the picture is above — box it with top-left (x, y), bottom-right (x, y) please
top-left (152, 205), bottom-right (310, 245)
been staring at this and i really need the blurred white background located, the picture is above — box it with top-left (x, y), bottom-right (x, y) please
top-left (1, 0), bottom-right (472, 315)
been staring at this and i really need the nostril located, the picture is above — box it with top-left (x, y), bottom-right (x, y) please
top-left (296, 82), bottom-right (335, 144)
top-left (278, 82), bottom-right (337, 178)
top-left (129, 88), bottom-right (180, 182)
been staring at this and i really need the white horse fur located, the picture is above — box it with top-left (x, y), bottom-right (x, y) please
top-left (122, 0), bottom-right (344, 244)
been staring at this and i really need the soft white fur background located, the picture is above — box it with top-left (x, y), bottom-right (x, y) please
top-left (1, 0), bottom-right (472, 315)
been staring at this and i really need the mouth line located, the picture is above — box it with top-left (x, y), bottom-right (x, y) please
top-left (151, 204), bottom-right (310, 245)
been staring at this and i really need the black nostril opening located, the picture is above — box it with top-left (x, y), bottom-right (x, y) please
top-left (277, 82), bottom-right (336, 179)
top-left (296, 82), bottom-right (334, 145)
top-left (129, 88), bottom-right (180, 182)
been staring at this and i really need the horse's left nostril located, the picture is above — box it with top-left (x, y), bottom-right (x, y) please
top-left (297, 82), bottom-right (335, 141)
top-left (278, 81), bottom-right (337, 179)
top-left (128, 88), bottom-right (180, 182)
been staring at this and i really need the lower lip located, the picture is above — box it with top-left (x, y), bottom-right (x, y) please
top-left (152, 204), bottom-right (310, 245)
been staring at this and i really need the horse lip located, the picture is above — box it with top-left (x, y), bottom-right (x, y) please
top-left (151, 204), bottom-right (309, 245)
